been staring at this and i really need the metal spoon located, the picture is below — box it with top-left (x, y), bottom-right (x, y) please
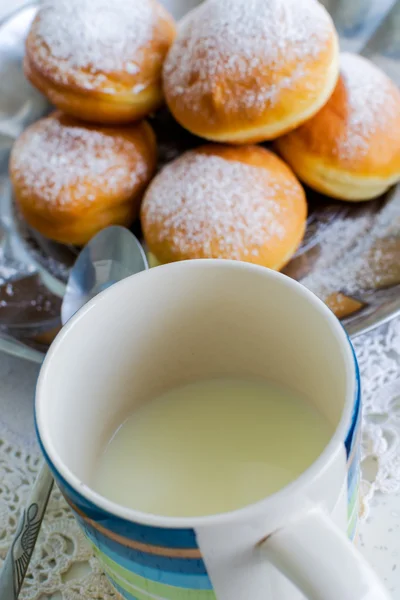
top-left (0, 225), bottom-right (148, 600)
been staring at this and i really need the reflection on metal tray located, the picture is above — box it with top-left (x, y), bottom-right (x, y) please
top-left (0, 1), bottom-right (399, 362)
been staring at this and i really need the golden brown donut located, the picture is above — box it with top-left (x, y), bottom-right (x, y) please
top-left (163, 0), bottom-right (339, 144)
top-left (275, 53), bottom-right (400, 201)
top-left (141, 145), bottom-right (307, 269)
top-left (10, 112), bottom-right (157, 245)
top-left (25, 0), bottom-right (176, 124)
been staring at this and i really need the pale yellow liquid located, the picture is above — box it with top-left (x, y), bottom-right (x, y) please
top-left (93, 378), bottom-right (333, 517)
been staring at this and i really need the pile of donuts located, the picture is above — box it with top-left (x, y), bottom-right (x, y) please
top-left (9, 0), bottom-right (400, 271)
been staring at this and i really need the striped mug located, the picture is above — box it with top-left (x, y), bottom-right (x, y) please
top-left (35, 260), bottom-right (389, 600)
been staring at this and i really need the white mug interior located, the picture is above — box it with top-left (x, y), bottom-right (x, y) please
top-left (36, 259), bottom-right (355, 518)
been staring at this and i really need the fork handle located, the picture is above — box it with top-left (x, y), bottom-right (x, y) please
top-left (0, 464), bottom-right (53, 600)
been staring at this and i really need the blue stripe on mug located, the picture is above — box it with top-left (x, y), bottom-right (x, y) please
top-left (93, 540), bottom-right (212, 589)
top-left (344, 336), bottom-right (361, 458)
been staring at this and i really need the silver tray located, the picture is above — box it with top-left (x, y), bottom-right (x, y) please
top-left (0, 0), bottom-right (399, 362)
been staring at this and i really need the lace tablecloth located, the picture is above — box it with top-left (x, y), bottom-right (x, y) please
top-left (0, 317), bottom-right (400, 599)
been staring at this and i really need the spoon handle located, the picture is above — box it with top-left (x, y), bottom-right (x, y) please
top-left (0, 464), bottom-right (53, 600)
top-left (0, 334), bottom-right (44, 364)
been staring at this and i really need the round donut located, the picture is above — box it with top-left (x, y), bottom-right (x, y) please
top-left (275, 53), bottom-right (400, 201)
top-left (141, 145), bottom-right (307, 269)
top-left (10, 112), bottom-right (157, 245)
top-left (25, 0), bottom-right (176, 124)
top-left (162, 0), bottom-right (339, 144)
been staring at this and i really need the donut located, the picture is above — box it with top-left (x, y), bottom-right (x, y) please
top-left (24, 0), bottom-right (176, 124)
top-left (141, 145), bottom-right (307, 269)
top-left (162, 0), bottom-right (339, 144)
top-left (10, 112), bottom-right (157, 245)
top-left (275, 53), bottom-right (400, 201)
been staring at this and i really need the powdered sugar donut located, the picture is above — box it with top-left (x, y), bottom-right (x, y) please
top-left (25, 0), bottom-right (176, 124)
top-left (163, 0), bottom-right (338, 143)
top-left (275, 53), bottom-right (400, 200)
top-left (141, 145), bottom-right (307, 269)
top-left (10, 112), bottom-right (157, 245)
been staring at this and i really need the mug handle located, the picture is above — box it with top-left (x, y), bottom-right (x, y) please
top-left (261, 506), bottom-right (391, 600)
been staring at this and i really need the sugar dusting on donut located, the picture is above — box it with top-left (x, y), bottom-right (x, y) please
top-left (164, 0), bottom-right (334, 115)
top-left (337, 53), bottom-right (400, 160)
top-left (142, 151), bottom-right (302, 259)
top-left (10, 116), bottom-right (147, 209)
top-left (29, 0), bottom-right (157, 89)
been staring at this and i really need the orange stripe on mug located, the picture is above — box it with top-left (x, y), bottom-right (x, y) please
top-left (65, 497), bottom-right (202, 559)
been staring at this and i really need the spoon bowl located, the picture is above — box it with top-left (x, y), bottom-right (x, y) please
top-left (61, 226), bottom-right (148, 324)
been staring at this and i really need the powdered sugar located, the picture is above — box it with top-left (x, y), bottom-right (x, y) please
top-left (142, 151), bottom-right (301, 260)
top-left (0, 248), bottom-right (21, 286)
top-left (300, 188), bottom-right (400, 301)
top-left (10, 116), bottom-right (147, 210)
top-left (30, 0), bottom-right (156, 90)
top-left (337, 53), bottom-right (399, 159)
top-left (164, 0), bottom-right (334, 115)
